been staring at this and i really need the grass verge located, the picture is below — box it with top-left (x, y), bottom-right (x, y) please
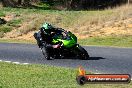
top-left (0, 12), bottom-right (5, 17)
top-left (0, 38), bottom-right (35, 44)
top-left (78, 36), bottom-right (132, 48)
top-left (0, 35), bottom-right (132, 48)
top-left (0, 62), bottom-right (131, 88)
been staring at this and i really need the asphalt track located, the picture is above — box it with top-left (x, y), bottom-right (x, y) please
top-left (0, 43), bottom-right (132, 75)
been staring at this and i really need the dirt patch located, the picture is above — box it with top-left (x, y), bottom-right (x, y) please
top-left (5, 18), bottom-right (132, 40)
top-left (1, 5), bottom-right (132, 40)
top-left (127, 24), bottom-right (132, 28)
top-left (17, 31), bottom-right (35, 41)
top-left (71, 18), bottom-right (132, 39)
top-left (2, 14), bottom-right (16, 22)
top-left (4, 18), bottom-right (37, 38)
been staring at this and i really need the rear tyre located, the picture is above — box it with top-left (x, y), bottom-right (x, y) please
top-left (53, 54), bottom-right (61, 59)
top-left (77, 46), bottom-right (89, 60)
top-left (41, 47), bottom-right (52, 60)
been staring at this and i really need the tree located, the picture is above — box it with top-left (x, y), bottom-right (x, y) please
top-left (0, 0), bottom-right (129, 9)
top-left (22, 0), bottom-right (31, 6)
top-left (17, 0), bottom-right (22, 5)
top-left (1, 0), bottom-right (17, 7)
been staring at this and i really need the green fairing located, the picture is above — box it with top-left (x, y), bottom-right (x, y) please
top-left (52, 31), bottom-right (77, 48)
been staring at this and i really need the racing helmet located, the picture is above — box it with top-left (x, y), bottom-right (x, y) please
top-left (42, 23), bottom-right (53, 30)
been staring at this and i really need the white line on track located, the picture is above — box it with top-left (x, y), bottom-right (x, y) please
top-left (22, 63), bottom-right (29, 65)
top-left (0, 59), bottom-right (29, 65)
top-left (4, 61), bottom-right (11, 63)
top-left (12, 62), bottom-right (20, 64)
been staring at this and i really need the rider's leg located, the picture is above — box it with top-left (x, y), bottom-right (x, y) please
top-left (34, 33), bottom-right (42, 48)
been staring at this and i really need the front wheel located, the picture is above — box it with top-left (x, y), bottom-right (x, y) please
top-left (77, 46), bottom-right (89, 60)
top-left (41, 47), bottom-right (52, 60)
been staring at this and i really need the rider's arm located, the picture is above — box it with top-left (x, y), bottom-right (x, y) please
top-left (39, 28), bottom-right (54, 48)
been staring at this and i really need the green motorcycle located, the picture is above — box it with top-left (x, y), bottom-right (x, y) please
top-left (41, 30), bottom-right (89, 60)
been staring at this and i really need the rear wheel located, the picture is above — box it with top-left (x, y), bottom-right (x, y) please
top-left (41, 47), bottom-right (52, 60)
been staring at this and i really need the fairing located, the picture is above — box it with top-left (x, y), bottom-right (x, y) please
top-left (52, 31), bottom-right (77, 48)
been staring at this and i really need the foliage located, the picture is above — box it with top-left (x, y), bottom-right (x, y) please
top-left (0, 25), bottom-right (12, 33)
top-left (0, 12), bottom-right (5, 17)
top-left (7, 19), bottom-right (22, 27)
top-left (0, 0), bottom-right (129, 10)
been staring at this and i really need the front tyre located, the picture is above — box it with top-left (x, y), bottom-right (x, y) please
top-left (77, 46), bottom-right (89, 60)
top-left (41, 47), bottom-right (52, 60)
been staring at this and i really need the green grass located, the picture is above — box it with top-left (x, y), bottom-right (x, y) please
top-left (0, 25), bottom-right (12, 33)
top-left (0, 25), bottom-right (12, 37)
top-left (7, 19), bottom-right (22, 27)
top-left (78, 36), bottom-right (132, 47)
top-left (37, 2), bottom-right (51, 10)
top-left (0, 62), bottom-right (131, 88)
top-left (0, 25), bottom-right (12, 38)
top-left (0, 35), bottom-right (132, 48)
top-left (0, 12), bottom-right (5, 17)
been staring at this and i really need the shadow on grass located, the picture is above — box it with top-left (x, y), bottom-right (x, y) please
top-left (15, 4), bottom-right (51, 10)
top-left (26, 5), bottom-right (51, 10)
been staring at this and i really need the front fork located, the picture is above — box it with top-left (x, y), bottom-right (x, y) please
top-left (72, 44), bottom-right (81, 57)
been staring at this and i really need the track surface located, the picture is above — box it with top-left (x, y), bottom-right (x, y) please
top-left (0, 43), bottom-right (132, 75)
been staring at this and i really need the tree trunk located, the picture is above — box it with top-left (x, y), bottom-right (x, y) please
top-left (128, 0), bottom-right (130, 4)
top-left (23, 0), bottom-right (31, 6)
top-left (1, 0), bottom-right (17, 7)
top-left (17, 0), bottom-right (22, 5)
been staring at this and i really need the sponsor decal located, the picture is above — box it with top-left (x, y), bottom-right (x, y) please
top-left (76, 66), bottom-right (131, 85)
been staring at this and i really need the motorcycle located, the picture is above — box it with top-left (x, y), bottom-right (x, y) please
top-left (40, 30), bottom-right (89, 60)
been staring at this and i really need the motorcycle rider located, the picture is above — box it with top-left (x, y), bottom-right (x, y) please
top-left (34, 22), bottom-right (70, 59)
top-left (34, 23), bottom-right (61, 49)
